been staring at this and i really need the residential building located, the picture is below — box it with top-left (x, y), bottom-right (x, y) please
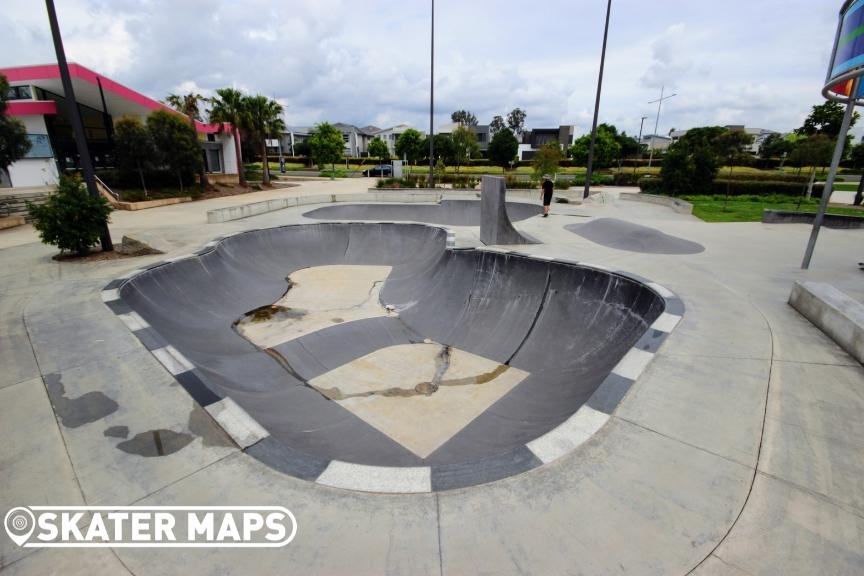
top-left (641, 134), bottom-right (673, 151)
top-left (518, 125), bottom-right (576, 160)
top-left (373, 124), bottom-right (424, 155)
top-left (333, 123), bottom-right (377, 157)
top-left (669, 125), bottom-right (780, 154)
top-left (0, 63), bottom-right (239, 189)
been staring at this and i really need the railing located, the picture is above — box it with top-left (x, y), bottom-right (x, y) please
top-left (0, 200), bottom-right (11, 218)
top-left (94, 175), bottom-right (121, 202)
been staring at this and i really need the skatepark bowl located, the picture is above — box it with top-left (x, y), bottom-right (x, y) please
top-left (114, 222), bottom-right (673, 492)
top-left (302, 199), bottom-right (542, 226)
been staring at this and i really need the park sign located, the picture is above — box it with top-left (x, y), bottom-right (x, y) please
top-left (825, 0), bottom-right (864, 101)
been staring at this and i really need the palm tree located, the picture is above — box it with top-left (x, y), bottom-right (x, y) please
top-left (165, 92), bottom-right (209, 187)
top-left (242, 95), bottom-right (285, 186)
top-left (209, 88), bottom-right (248, 186)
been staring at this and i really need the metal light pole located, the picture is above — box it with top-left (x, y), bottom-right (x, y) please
top-left (647, 86), bottom-right (676, 169)
top-left (583, 0), bottom-right (613, 200)
top-left (45, 0), bottom-right (112, 251)
top-left (802, 76), bottom-right (860, 269)
top-left (428, 0), bottom-right (435, 188)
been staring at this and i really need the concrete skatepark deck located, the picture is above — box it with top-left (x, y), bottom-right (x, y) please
top-left (107, 222), bottom-right (683, 491)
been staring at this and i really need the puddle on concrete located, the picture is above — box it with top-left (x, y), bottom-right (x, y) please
top-left (116, 429), bottom-right (194, 457)
top-left (103, 425), bottom-right (130, 439)
top-left (44, 373), bottom-right (119, 428)
top-left (244, 304), bottom-right (306, 323)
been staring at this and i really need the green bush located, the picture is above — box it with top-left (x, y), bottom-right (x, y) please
top-left (28, 175), bottom-right (112, 256)
top-left (719, 172), bottom-right (808, 183)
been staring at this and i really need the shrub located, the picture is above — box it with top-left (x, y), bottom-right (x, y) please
top-left (28, 175), bottom-right (112, 256)
top-left (639, 178), bottom-right (824, 198)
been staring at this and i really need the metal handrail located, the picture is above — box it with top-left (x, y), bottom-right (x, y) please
top-left (94, 175), bottom-right (121, 201)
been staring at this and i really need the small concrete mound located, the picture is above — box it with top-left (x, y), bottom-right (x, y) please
top-left (565, 218), bottom-right (705, 255)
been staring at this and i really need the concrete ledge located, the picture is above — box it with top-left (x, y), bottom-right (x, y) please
top-left (0, 215), bottom-right (25, 230)
top-left (763, 210), bottom-right (864, 228)
top-left (789, 281), bottom-right (864, 365)
top-left (620, 192), bottom-right (693, 214)
top-left (208, 191), bottom-right (443, 223)
top-left (115, 197), bottom-right (193, 211)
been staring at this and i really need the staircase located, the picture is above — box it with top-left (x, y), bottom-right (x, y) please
top-left (0, 187), bottom-right (53, 222)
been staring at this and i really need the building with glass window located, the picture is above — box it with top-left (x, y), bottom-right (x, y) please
top-left (0, 63), bottom-right (239, 189)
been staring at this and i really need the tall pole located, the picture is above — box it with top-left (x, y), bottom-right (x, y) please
top-left (428, 0), bottom-right (435, 188)
top-left (647, 86), bottom-right (676, 169)
top-left (802, 77), bottom-right (860, 269)
top-left (45, 0), bottom-right (112, 251)
top-left (583, 0), bottom-right (612, 200)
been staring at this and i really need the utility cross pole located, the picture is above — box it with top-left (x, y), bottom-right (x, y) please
top-left (583, 0), bottom-right (613, 200)
top-left (647, 86), bottom-right (676, 169)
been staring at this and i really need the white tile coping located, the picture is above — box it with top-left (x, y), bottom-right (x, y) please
top-left (117, 311), bottom-right (149, 331)
top-left (611, 348), bottom-right (655, 381)
top-left (650, 312), bottom-right (682, 333)
top-left (100, 289), bottom-right (120, 302)
top-left (205, 397), bottom-right (270, 449)
top-left (526, 405), bottom-right (610, 464)
top-left (151, 345), bottom-right (196, 376)
top-left (315, 461), bottom-right (432, 494)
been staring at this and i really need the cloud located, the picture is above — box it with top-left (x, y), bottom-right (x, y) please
top-left (0, 0), bottom-right (845, 135)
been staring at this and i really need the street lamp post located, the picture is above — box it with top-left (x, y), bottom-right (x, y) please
top-left (583, 0), bottom-right (613, 200)
top-left (45, 0), bottom-right (112, 252)
top-left (647, 86), bottom-right (676, 169)
top-left (428, 0), bottom-right (435, 188)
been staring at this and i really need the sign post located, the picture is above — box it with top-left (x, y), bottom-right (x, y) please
top-left (803, 0), bottom-right (864, 269)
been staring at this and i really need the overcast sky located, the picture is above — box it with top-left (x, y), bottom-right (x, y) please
top-left (0, 0), bottom-right (848, 137)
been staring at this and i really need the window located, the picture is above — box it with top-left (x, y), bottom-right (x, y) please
top-left (23, 134), bottom-right (53, 159)
top-left (207, 133), bottom-right (216, 142)
top-left (7, 85), bottom-right (32, 100)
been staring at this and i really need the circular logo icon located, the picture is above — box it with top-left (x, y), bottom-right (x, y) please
top-left (4, 507), bottom-right (35, 547)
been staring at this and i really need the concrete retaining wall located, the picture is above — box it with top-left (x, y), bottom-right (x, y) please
top-left (207, 191), bottom-right (443, 223)
top-left (0, 216), bottom-right (25, 230)
top-left (115, 197), bottom-right (193, 211)
top-left (619, 192), bottom-right (693, 215)
top-left (789, 281), bottom-right (864, 365)
top-left (763, 210), bottom-right (864, 228)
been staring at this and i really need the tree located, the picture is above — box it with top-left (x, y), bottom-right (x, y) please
top-left (242, 95), bottom-right (285, 186)
top-left (368, 136), bottom-right (390, 165)
top-left (146, 109), bottom-right (203, 192)
top-left (797, 101), bottom-right (859, 139)
top-left (715, 130), bottom-right (755, 209)
top-left (165, 92), bottom-right (209, 187)
top-left (488, 128), bottom-right (519, 170)
top-left (759, 133), bottom-right (794, 159)
top-left (659, 126), bottom-right (727, 196)
top-left (507, 108), bottom-right (527, 136)
top-left (451, 110), bottom-right (478, 126)
top-left (849, 138), bottom-right (864, 206)
top-left (533, 142), bottom-right (563, 177)
top-left (395, 128), bottom-right (424, 168)
top-left (113, 117), bottom-right (154, 195)
top-left (451, 126), bottom-right (480, 173)
top-left (569, 126), bottom-right (621, 168)
top-left (308, 122), bottom-right (344, 178)
top-left (789, 134), bottom-right (835, 199)
top-left (28, 175), bottom-right (112, 256)
top-left (0, 74), bottom-right (32, 178)
top-left (419, 133), bottom-right (455, 165)
top-left (489, 115), bottom-right (506, 135)
top-left (209, 88), bottom-right (248, 186)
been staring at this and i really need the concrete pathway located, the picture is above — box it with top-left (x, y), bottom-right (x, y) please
top-left (0, 183), bottom-right (862, 575)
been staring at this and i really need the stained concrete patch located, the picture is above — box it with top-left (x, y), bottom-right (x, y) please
top-left (237, 265), bottom-right (393, 348)
top-left (565, 218), bottom-right (705, 254)
top-left (116, 429), bottom-right (195, 457)
top-left (103, 425), bottom-right (129, 439)
top-left (309, 343), bottom-right (529, 458)
top-left (44, 373), bottom-right (118, 428)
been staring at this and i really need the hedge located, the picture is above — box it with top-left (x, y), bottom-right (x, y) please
top-left (638, 177), bottom-right (824, 198)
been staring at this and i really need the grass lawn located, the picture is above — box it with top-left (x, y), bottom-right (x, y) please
top-left (832, 182), bottom-right (859, 192)
top-left (681, 194), bottom-right (864, 223)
